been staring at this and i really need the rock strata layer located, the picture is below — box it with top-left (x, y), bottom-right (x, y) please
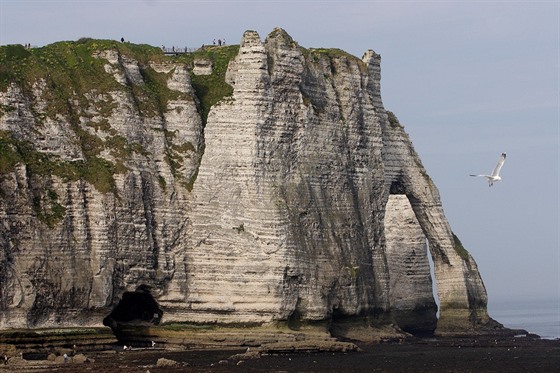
top-left (0, 28), bottom-right (493, 338)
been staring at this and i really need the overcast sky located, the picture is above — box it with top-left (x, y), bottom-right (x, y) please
top-left (1, 1), bottom-right (558, 311)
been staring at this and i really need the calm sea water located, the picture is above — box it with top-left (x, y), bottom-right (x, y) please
top-left (488, 298), bottom-right (560, 339)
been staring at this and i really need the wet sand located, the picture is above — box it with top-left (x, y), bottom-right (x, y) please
top-left (3, 335), bottom-right (559, 372)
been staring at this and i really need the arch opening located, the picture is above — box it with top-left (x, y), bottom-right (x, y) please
top-left (427, 240), bottom-right (441, 320)
top-left (384, 194), bottom-right (438, 336)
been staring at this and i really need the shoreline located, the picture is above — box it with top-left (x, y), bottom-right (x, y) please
top-left (1, 336), bottom-right (558, 373)
top-left (1, 327), bottom-right (559, 372)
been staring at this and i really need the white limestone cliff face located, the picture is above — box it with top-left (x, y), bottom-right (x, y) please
top-left (0, 28), bottom-right (491, 336)
top-left (183, 30), bottom-right (389, 326)
top-left (0, 49), bottom-right (201, 328)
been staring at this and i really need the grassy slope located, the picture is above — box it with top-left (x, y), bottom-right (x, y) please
top-left (0, 40), bottom-right (238, 189)
top-left (0, 40), bottom-right (239, 227)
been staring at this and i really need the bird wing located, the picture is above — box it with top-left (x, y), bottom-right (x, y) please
top-left (491, 152), bottom-right (506, 177)
top-left (470, 174), bottom-right (490, 177)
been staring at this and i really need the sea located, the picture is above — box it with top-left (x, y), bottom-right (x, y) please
top-left (487, 298), bottom-right (560, 339)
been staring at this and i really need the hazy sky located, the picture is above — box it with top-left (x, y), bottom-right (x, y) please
top-left (1, 1), bottom-right (558, 310)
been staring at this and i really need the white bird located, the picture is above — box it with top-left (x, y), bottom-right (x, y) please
top-left (470, 152), bottom-right (506, 187)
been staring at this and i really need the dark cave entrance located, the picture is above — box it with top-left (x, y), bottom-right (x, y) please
top-left (103, 285), bottom-right (163, 330)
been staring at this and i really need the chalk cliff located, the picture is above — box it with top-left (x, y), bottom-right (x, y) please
top-left (0, 28), bottom-right (492, 338)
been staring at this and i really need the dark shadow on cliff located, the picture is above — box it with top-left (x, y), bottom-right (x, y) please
top-left (103, 285), bottom-right (163, 343)
top-left (393, 303), bottom-right (438, 337)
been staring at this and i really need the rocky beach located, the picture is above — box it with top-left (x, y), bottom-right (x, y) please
top-left (1, 332), bottom-right (559, 372)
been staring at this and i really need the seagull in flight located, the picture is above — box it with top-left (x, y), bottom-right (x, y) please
top-left (470, 152), bottom-right (506, 187)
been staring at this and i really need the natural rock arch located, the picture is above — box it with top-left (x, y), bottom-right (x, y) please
top-left (379, 110), bottom-right (491, 333)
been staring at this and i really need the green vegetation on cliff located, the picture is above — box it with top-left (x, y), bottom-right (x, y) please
top-left (0, 39), bottom-right (192, 119)
top-left (172, 45), bottom-right (238, 124)
top-left (0, 130), bottom-right (116, 193)
top-left (303, 47), bottom-right (358, 60)
top-left (0, 40), bottom-right (239, 197)
top-left (387, 111), bottom-right (403, 129)
top-left (0, 40), bottom-right (238, 123)
top-left (0, 40), bottom-right (170, 195)
top-left (452, 232), bottom-right (470, 263)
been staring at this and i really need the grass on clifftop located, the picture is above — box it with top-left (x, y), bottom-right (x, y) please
top-left (0, 39), bottom-right (164, 91)
top-left (301, 47), bottom-right (367, 74)
top-left (0, 40), bottom-right (172, 194)
top-left (172, 45), bottom-right (238, 124)
top-left (303, 47), bottom-right (358, 60)
top-left (0, 38), bottom-right (195, 122)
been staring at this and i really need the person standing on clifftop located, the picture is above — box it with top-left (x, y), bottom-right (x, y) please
top-left (3, 355), bottom-right (8, 365)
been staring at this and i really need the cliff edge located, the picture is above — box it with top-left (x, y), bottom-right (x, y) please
top-left (0, 28), bottom-right (496, 341)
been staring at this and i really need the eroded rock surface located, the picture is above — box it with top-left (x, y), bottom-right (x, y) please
top-left (0, 28), bottom-right (492, 338)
